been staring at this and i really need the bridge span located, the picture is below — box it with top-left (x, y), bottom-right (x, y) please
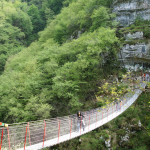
top-left (0, 82), bottom-right (146, 150)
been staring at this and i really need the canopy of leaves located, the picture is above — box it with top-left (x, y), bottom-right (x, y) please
top-left (0, 0), bottom-right (56, 74)
top-left (0, 1), bottom-right (26, 74)
top-left (39, 0), bottom-right (116, 44)
top-left (0, 0), bottom-right (120, 123)
top-left (0, 26), bottom-right (119, 122)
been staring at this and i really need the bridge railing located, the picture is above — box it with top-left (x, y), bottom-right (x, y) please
top-left (0, 82), bottom-right (145, 150)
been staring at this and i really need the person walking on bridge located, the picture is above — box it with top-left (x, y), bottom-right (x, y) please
top-left (146, 72), bottom-right (150, 82)
top-left (142, 73), bottom-right (146, 81)
top-left (77, 111), bottom-right (85, 132)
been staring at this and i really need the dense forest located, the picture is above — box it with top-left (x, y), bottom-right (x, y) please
top-left (0, 0), bottom-right (119, 123)
top-left (0, 0), bottom-right (65, 75)
top-left (0, 0), bottom-right (149, 149)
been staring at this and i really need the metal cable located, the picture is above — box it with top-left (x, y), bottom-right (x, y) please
top-left (0, 81), bottom-right (146, 150)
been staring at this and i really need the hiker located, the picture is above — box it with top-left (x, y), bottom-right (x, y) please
top-left (77, 111), bottom-right (85, 132)
top-left (146, 72), bottom-right (150, 82)
top-left (115, 100), bottom-right (120, 111)
top-left (141, 71), bottom-right (143, 81)
top-left (142, 73), bottom-right (146, 81)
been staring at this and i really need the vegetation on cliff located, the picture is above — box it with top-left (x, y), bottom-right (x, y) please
top-left (0, 0), bottom-right (149, 149)
top-left (0, 0), bottom-right (120, 123)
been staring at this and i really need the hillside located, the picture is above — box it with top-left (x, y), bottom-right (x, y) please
top-left (0, 0), bottom-right (149, 149)
top-left (0, 0), bottom-right (121, 123)
top-left (0, 0), bottom-right (60, 75)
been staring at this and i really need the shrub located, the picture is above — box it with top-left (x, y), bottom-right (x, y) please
top-left (143, 27), bottom-right (150, 38)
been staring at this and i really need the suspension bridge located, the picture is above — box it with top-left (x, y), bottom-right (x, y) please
top-left (0, 81), bottom-right (146, 150)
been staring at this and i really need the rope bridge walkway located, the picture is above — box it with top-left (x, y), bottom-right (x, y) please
top-left (0, 82), bottom-right (146, 150)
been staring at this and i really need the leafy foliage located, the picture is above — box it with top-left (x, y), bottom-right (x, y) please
top-left (96, 72), bottom-right (141, 106)
top-left (0, 0), bottom-right (57, 74)
top-left (0, 0), bottom-right (119, 122)
top-left (0, 1), bottom-right (149, 149)
top-left (39, 0), bottom-right (117, 44)
top-left (0, 27), bottom-right (119, 122)
top-left (0, 2), bottom-right (25, 74)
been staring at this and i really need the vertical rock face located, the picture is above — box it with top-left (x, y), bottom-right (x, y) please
top-left (113, 0), bottom-right (150, 69)
top-left (113, 0), bottom-right (150, 26)
top-left (119, 31), bottom-right (150, 70)
top-left (121, 31), bottom-right (148, 57)
top-left (125, 32), bottom-right (143, 40)
top-left (121, 41), bottom-right (149, 59)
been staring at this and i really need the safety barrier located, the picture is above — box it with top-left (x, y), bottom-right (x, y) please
top-left (0, 82), bottom-right (146, 150)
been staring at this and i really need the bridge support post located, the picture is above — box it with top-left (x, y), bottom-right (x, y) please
top-left (88, 114), bottom-right (90, 131)
top-left (0, 128), bottom-right (4, 150)
top-left (7, 127), bottom-right (11, 150)
top-left (43, 120), bottom-right (46, 147)
top-left (70, 119), bottom-right (72, 139)
top-left (57, 120), bottom-right (60, 143)
top-left (112, 104), bottom-right (114, 117)
top-left (28, 122), bottom-right (31, 146)
top-left (120, 101), bottom-right (122, 111)
top-left (102, 111), bottom-right (103, 124)
top-left (95, 111), bottom-right (97, 128)
top-left (24, 124), bottom-right (28, 150)
top-left (107, 109), bottom-right (108, 121)
top-left (80, 116), bottom-right (82, 135)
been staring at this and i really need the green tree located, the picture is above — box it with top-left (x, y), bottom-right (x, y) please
top-left (0, 0), bottom-right (120, 123)
top-left (39, 0), bottom-right (117, 44)
top-left (0, 11), bottom-right (24, 74)
top-left (27, 4), bottom-right (42, 33)
top-left (90, 7), bottom-right (110, 31)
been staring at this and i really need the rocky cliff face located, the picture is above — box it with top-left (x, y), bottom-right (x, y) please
top-left (113, 0), bottom-right (150, 70)
top-left (121, 31), bottom-right (150, 58)
top-left (113, 0), bottom-right (150, 26)
top-left (119, 31), bottom-right (150, 70)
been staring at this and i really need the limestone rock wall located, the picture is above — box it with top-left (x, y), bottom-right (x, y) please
top-left (113, 0), bottom-right (150, 70)
top-left (113, 0), bottom-right (150, 26)
top-left (119, 31), bottom-right (150, 70)
top-left (125, 32), bottom-right (144, 40)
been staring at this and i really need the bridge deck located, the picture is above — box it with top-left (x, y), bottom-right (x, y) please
top-left (17, 86), bottom-right (144, 150)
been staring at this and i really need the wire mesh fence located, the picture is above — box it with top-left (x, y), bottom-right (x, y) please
top-left (0, 82), bottom-right (146, 150)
